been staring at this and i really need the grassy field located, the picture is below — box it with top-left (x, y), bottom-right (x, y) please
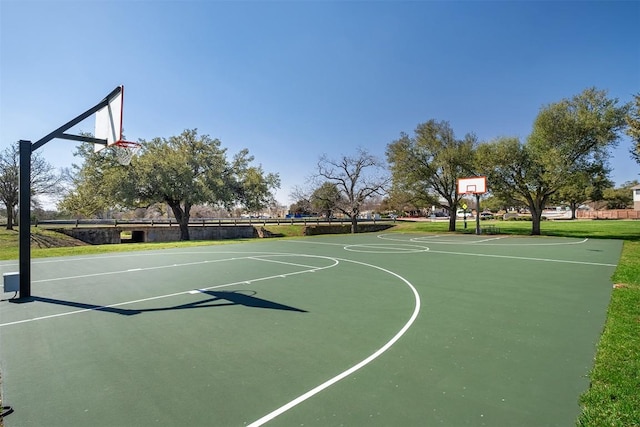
top-left (577, 240), bottom-right (640, 427)
top-left (388, 217), bottom-right (640, 241)
top-left (0, 219), bottom-right (638, 426)
top-left (0, 227), bottom-right (254, 260)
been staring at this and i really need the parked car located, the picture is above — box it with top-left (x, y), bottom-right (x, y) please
top-left (430, 211), bottom-right (450, 218)
top-left (456, 209), bottom-right (474, 218)
top-left (479, 212), bottom-right (494, 220)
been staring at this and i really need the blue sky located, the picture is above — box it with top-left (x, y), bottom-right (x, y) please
top-left (1, 0), bottom-right (639, 207)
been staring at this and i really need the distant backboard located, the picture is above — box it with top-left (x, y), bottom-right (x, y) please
top-left (457, 176), bottom-right (487, 195)
top-left (94, 85), bottom-right (124, 152)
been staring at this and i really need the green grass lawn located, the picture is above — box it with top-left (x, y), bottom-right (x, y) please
top-left (0, 227), bottom-right (254, 260)
top-left (577, 240), bottom-right (640, 427)
top-left (388, 217), bottom-right (640, 241)
top-left (0, 219), bottom-right (638, 426)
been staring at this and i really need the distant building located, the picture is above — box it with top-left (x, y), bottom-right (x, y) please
top-left (633, 184), bottom-right (640, 211)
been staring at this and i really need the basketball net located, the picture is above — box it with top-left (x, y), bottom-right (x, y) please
top-left (112, 140), bottom-right (141, 166)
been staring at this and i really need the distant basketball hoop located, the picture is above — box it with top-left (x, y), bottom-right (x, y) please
top-left (457, 176), bottom-right (487, 195)
top-left (457, 176), bottom-right (488, 235)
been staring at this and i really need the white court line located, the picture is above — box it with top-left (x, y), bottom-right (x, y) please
top-left (0, 252), bottom-right (171, 269)
top-left (31, 256), bottom-right (245, 283)
top-left (0, 255), bottom-right (339, 328)
top-left (285, 240), bottom-right (346, 247)
top-left (284, 239), bottom-right (614, 267)
top-left (470, 236), bottom-right (507, 244)
top-left (0, 249), bottom-right (292, 270)
top-left (378, 234), bottom-right (590, 246)
top-left (248, 256), bottom-right (324, 270)
top-left (247, 257), bottom-right (420, 427)
top-left (343, 243), bottom-right (429, 254)
top-left (427, 249), bottom-right (617, 267)
top-left (29, 252), bottom-right (324, 284)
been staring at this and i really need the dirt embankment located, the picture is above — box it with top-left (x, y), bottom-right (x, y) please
top-left (29, 229), bottom-right (89, 248)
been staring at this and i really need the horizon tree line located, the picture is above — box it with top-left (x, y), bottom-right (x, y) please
top-left (1, 88), bottom-right (639, 237)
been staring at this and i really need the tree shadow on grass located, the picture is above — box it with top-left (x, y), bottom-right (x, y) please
top-left (15, 290), bottom-right (307, 316)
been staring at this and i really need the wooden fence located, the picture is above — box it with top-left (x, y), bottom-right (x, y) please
top-left (576, 209), bottom-right (640, 219)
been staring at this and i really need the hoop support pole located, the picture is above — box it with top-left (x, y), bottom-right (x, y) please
top-left (19, 140), bottom-right (32, 299)
top-left (31, 86), bottom-right (122, 151)
top-left (17, 86), bottom-right (123, 300)
top-left (59, 133), bottom-right (107, 145)
top-left (475, 193), bottom-right (481, 235)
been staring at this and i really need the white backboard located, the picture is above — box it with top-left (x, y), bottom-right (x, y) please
top-left (94, 85), bottom-right (124, 152)
top-left (457, 176), bottom-right (487, 195)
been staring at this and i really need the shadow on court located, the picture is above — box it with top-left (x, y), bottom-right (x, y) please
top-left (15, 290), bottom-right (307, 316)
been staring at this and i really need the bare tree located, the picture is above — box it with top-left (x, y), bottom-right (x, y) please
top-left (0, 143), bottom-right (61, 230)
top-left (315, 148), bottom-right (389, 233)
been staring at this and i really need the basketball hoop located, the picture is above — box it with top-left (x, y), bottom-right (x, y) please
top-left (112, 140), bottom-right (141, 166)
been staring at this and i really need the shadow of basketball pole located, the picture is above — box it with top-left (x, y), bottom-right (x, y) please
top-left (19, 290), bottom-right (307, 316)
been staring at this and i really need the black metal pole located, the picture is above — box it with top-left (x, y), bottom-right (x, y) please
top-left (475, 194), bottom-right (481, 235)
top-left (19, 140), bottom-right (32, 299)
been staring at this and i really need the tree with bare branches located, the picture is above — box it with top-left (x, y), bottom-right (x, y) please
top-left (0, 143), bottom-right (61, 229)
top-left (314, 148), bottom-right (389, 233)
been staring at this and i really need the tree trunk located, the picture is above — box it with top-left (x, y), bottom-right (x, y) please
top-left (530, 204), bottom-right (543, 236)
top-left (178, 219), bottom-right (190, 241)
top-left (569, 202), bottom-right (577, 220)
top-left (6, 204), bottom-right (15, 230)
top-left (350, 216), bottom-right (358, 234)
top-left (448, 213), bottom-right (456, 232)
top-left (169, 202), bottom-right (190, 240)
top-left (531, 214), bottom-right (542, 235)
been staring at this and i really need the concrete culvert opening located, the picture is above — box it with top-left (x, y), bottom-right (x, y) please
top-left (121, 230), bottom-right (145, 243)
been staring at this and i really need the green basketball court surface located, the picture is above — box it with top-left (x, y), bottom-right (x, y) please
top-left (0, 233), bottom-right (622, 426)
